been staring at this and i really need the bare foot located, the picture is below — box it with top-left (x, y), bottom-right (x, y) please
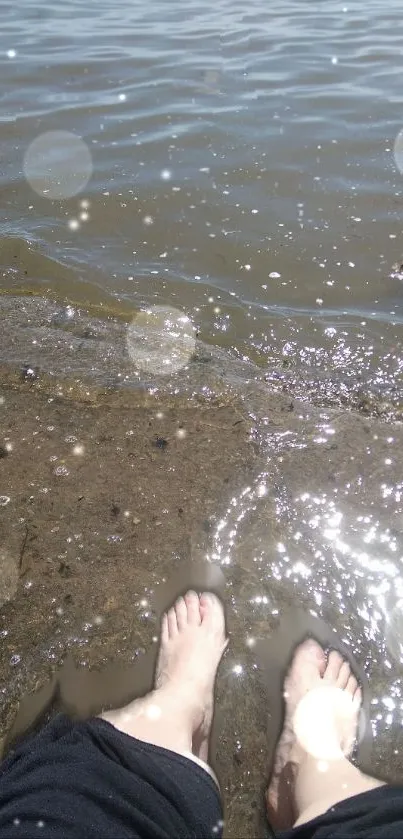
top-left (155, 591), bottom-right (227, 759)
top-left (102, 591), bottom-right (226, 765)
top-left (266, 641), bottom-right (362, 831)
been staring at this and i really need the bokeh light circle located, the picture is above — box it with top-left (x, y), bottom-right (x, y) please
top-left (24, 131), bottom-right (92, 199)
top-left (393, 129), bottom-right (403, 175)
top-left (126, 305), bottom-right (196, 375)
top-left (293, 685), bottom-right (364, 761)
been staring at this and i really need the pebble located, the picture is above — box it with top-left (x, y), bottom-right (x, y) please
top-left (10, 654), bottom-right (21, 666)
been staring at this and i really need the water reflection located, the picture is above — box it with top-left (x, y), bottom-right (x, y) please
top-left (207, 403), bottom-right (403, 757)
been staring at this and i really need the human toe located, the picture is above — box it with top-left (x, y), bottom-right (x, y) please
top-left (323, 649), bottom-right (345, 683)
top-left (200, 592), bottom-right (226, 638)
top-left (184, 590), bottom-right (202, 626)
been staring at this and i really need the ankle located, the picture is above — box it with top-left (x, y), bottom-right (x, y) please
top-left (155, 685), bottom-right (205, 730)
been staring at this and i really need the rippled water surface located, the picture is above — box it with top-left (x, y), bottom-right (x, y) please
top-left (2, 0), bottom-right (403, 376)
top-left (1, 1), bottom-right (403, 831)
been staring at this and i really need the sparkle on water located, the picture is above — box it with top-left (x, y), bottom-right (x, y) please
top-left (54, 465), bottom-right (69, 477)
top-left (204, 412), bottom-right (403, 742)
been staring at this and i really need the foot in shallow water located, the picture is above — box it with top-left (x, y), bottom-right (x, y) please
top-left (155, 590), bottom-right (227, 760)
top-left (266, 640), bottom-right (362, 831)
top-left (102, 590), bottom-right (227, 763)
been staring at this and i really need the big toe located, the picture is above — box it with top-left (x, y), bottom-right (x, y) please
top-left (199, 592), bottom-right (226, 640)
top-left (184, 590), bottom-right (202, 626)
top-left (288, 639), bottom-right (326, 687)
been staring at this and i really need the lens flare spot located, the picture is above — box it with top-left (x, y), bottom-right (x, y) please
top-left (293, 685), bottom-right (359, 761)
top-left (146, 703), bottom-right (162, 721)
top-left (126, 306), bottom-right (196, 376)
top-left (24, 131), bottom-right (92, 200)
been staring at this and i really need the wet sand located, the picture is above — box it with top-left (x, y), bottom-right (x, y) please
top-left (0, 365), bottom-right (255, 700)
top-left (0, 363), bottom-right (271, 835)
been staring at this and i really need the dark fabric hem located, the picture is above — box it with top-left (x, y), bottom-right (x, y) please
top-left (278, 784), bottom-right (403, 839)
top-left (0, 713), bottom-right (223, 839)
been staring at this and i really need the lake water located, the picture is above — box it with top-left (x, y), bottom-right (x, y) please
top-left (1, 1), bottom-right (403, 833)
top-left (1, 0), bottom-right (403, 385)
